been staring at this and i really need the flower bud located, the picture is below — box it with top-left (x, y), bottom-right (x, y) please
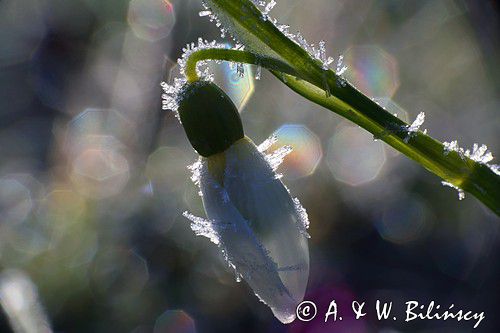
top-left (177, 80), bottom-right (244, 157)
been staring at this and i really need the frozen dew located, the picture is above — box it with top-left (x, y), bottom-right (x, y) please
top-left (489, 164), bottom-right (500, 176)
top-left (203, 0), bottom-right (337, 71)
top-left (327, 126), bottom-right (386, 186)
top-left (127, 0), bottom-right (176, 42)
top-left (258, 134), bottom-right (278, 153)
top-left (407, 112), bottom-right (425, 132)
top-left (268, 124), bottom-right (323, 180)
top-left (443, 140), bottom-right (459, 155)
top-left (404, 111), bottom-right (425, 143)
top-left (441, 181), bottom-right (465, 200)
top-left (187, 159), bottom-right (203, 191)
top-left (198, 10), bottom-right (212, 17)
top-left (154, 310), bottom-right (197, 333)
top-left (470, 144), bottom-right (494, 164)
top-left (251, 0), bottom-right (277, 19)
top-left (161, 39), bottom-right (235, 115)
top-left (293, 198), bottom-right (310, 238)
top-left (442, 140), bottom-right (499, 176)
top-left (183, 211), bottom-right (220, 245)
top-left (443, 141), bottom-right (494, 163)
top-left (343, 45), bottom-right (400, 98)
top-left (0, 270), bottom-right (52, 333)
top-left (255, 64), bottom-right (262, 80)
top-left (335, 55), bottom-right (348, 75)
top-left (264, 145), bottom-right (293, 175)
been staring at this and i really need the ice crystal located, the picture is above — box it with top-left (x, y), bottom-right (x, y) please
top-left (236, 63), bottom-right (245, 78)
top-left (257, 134), bottom-right (278, 152)
top-left (198, 10), bottom-right (211, 17)
top-left (255, 64), bottom-right (262, 80)
top-left (265, 145), bottom-right (293, 172)
top-left (443, 140), bottom-right (459, 155)
top-left (442, 140), bottom-right (498, 176)
top-left (404, 112), bottom-right (425, 143)
top-left (441, 181), bottom-right (465, 200)
top-left (335, 55), bottom-right (348, 75)
top-left (293, 198), bottom-right (310, 238)
top-left (183, 211), bottom-right (220, 245)
top-left (263, 0), bottom-right (277, 17)
top-left (489, 164), bottom-right (500, 176)
top-left (470, 144), bottom-right (494, 164)
top-left (187, 159), bottom-right (203, 197)
top-left (257, 134), bottom-right (293, 174)
top-left (201, 0), bottom-right (338, 72)
top-left (161, 39), bottom-right (235, 115)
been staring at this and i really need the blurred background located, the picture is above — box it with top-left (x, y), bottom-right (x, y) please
top-left (0, 0), bottom-right (499, 332)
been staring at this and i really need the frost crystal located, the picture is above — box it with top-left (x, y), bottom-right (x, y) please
top-left (183, 211), bottom-right (220, 245)
top-left (404, 112), bottom-right (425, 143)
top-left (265, 145), bottom-right (293, 172)
top-left (257, 134), bottom-right (278, 152)
top-left (293, 198), bottom-right (310, 238)
top-left (470, 144), bottom-right (494, 164)
top-left (187, 159), bottom-right (203, 196)
top-left (263, 0), bottom-right (277, 17)
top-left (257, 134), bottom-right (293, 173)
top-left (202, 0), bottom-right (338, 71)
top-left (255, 64), bottom-right (262, 80)
top-left (442, 140), bottom-right (498, 175)
top-left (441, 181), bottom-right (465, 200)
top-left (489, 164), bottom-right (500, 176)
top-left (161, 39), bottom-right (241, 115)
top-left (335, 55), bottom-right (348, 75)
top-left (198, 10), bottom-right (212, 17)
top-left (236, 63), bottom-right (245, 78)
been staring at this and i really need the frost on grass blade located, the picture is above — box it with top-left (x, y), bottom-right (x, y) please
top-left (442, 140), bottom-right (498, 175)
top-left (404, 111), bottom-right (425, 143)
top-left (201, 0), bottom-right (339, 72)
top-left (336, 55), bottom-right (348, 76)
top-left (441, 181), bottom-right (465, 200)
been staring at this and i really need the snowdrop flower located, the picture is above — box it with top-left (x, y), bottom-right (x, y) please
top-left (177, 81), bottom-right (310, 323)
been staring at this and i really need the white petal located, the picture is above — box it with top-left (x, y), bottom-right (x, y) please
top-left (199, 161), bottom-right (298, 323)
top-left (195, 137), bottom-right (309, 323)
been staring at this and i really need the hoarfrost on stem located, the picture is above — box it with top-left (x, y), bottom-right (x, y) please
top-left (441, 181), bottom-right (465, 200)
top-left (442, 140), bottom-right (498, 175)
top-left (404, 111), bottom-right (425, 143)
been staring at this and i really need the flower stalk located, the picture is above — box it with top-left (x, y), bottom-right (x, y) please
top-left (184, 0), bottom-right (500, 215)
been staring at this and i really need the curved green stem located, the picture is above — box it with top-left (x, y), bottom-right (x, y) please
top-left (185, 48), bottom-right (299, 82)
top-left (192, 0), bottom-right (500, 216)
